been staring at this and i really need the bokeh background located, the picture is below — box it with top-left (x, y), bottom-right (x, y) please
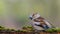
top-left (0, 0), bottom-right (60, 29)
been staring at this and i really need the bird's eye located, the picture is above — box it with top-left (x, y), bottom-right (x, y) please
top-left (29, 17), bottom-right (33, 20)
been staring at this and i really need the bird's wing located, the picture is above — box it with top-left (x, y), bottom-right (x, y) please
top-left (44, 20), bottom-right (52, 28)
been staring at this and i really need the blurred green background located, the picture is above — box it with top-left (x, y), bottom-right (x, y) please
top-left (0, 0), bottom-right (60, 29)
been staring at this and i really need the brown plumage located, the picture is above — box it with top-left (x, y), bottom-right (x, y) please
top-left (33, 17), bottom-right (47, 26)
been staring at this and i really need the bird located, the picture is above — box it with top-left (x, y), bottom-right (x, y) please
top-left (29, 13), bottom-right (52, 31)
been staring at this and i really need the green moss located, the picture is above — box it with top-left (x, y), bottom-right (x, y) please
top-left (16, 30), bottom-right (21, 32)
top-left (46, 28), bottom-right (53, 32)
top-left (46, 28), bottom-right (60, 32)
top-left (10, 29), bottom-right (15, 31)
top-left (22, 25), bottom-right (34, 32)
